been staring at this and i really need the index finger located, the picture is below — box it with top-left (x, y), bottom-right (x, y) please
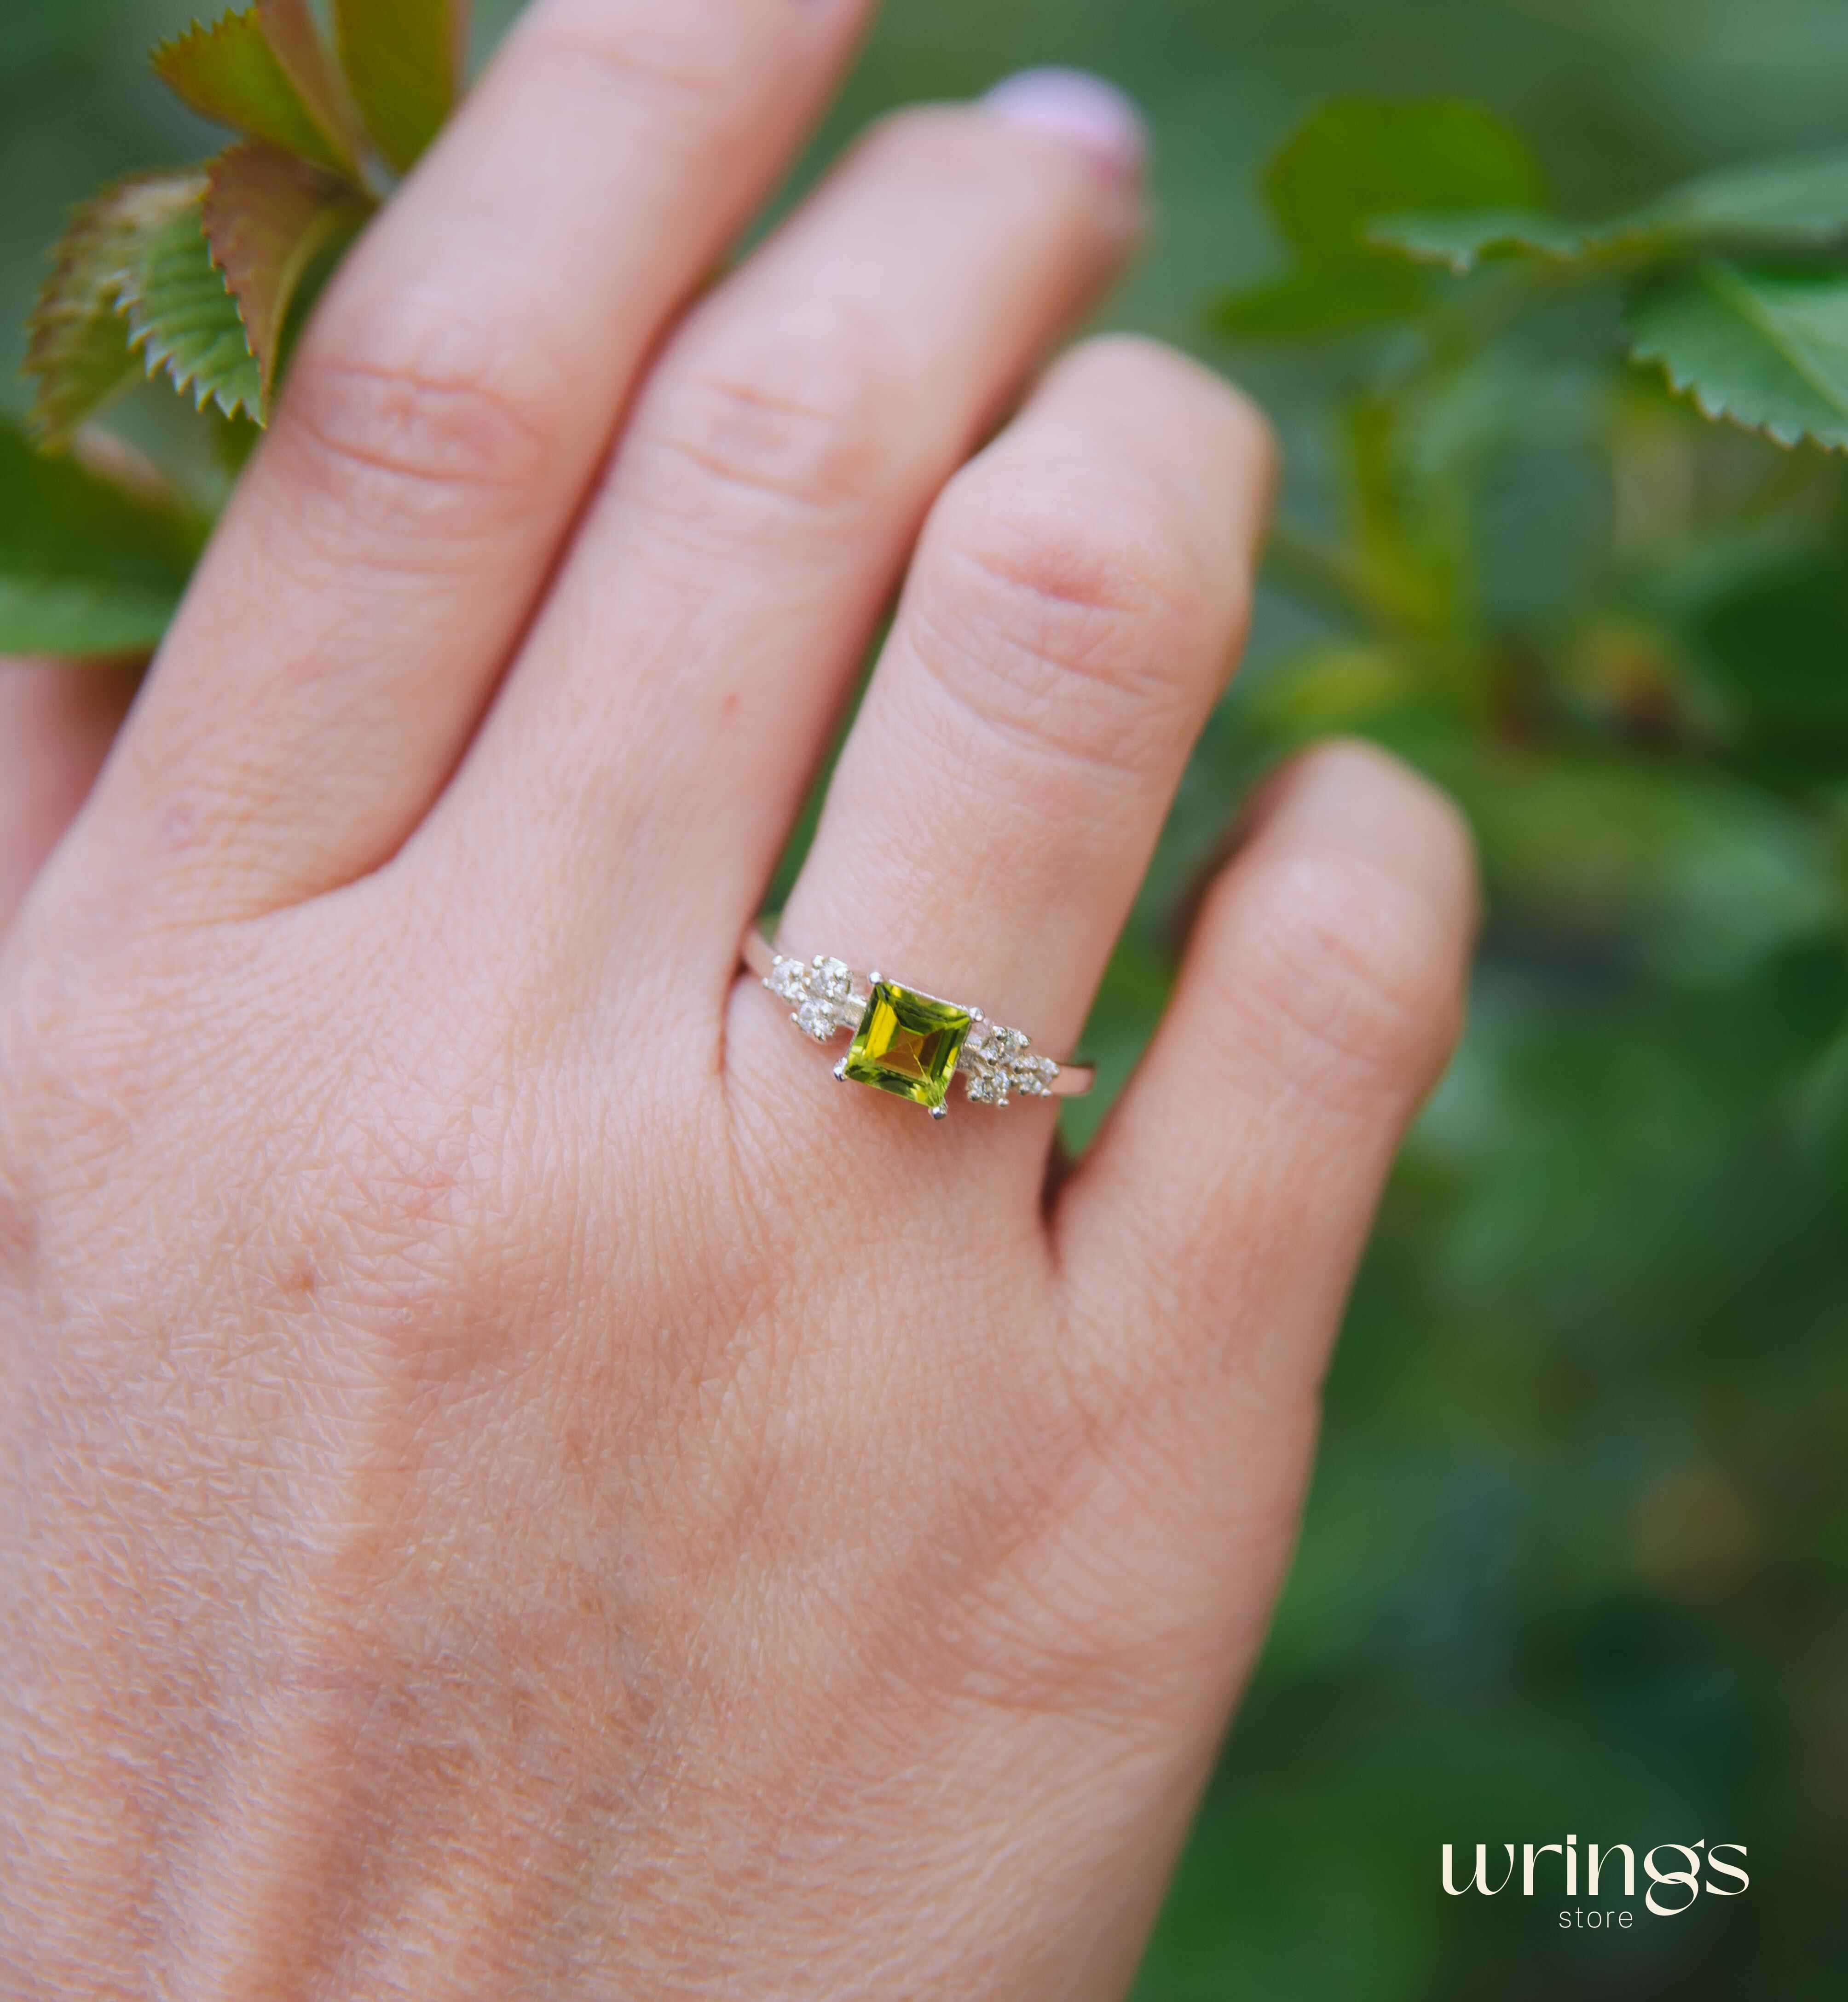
top-left (71, 0), bottom-right (873, 922)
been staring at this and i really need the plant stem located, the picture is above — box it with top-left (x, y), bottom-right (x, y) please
top-left (1262, 519), bottom-right (1409, 634)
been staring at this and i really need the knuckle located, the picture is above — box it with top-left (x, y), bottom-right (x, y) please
top-left (944, 463), bottom-right (1206, 633)
top-left (631, 297), bottom-right (902, 521)
top-left (914, 469), bottom-right (1214, 781)
top-left (278, 322), bottom-right (553, 549)
top-left (1230, 843), bottom-right (1471, 1111)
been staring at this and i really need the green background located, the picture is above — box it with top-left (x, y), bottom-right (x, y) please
top-left (7, 2), bottom-right (1847, 1995)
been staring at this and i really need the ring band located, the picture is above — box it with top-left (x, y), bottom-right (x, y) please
top-left (743, 924), bottom-right (1095, 1120)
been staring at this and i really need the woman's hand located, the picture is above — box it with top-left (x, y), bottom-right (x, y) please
top-left (0, 5), bottom-right (1475, 1995)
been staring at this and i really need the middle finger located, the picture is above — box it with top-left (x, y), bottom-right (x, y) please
top-left (429, 78), bottom-right (1147, 1001)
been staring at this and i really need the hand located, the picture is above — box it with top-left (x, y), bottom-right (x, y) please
top-left (0, 6), bottom-right (1475, 1996)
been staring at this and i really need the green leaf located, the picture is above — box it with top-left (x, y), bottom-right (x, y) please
top-left (25, 173), bottom-right (271, 440)
top-left (0, 419), bottom-right (198, 656)
top-left (1266, 97), bottom-right (1547, 264)
top-left (1213, 261), bottom-right (1429, 338)
top-left (1640, 146), bottom-right (1848, 246)
top-left (1627, 262), bottom-right (1848, 452)
top-left (152, 6), bottom-right (357, 178)
top-left (1218, 97), bottom-right (1546, 339)
top-left (257, 0), bottom-right (368, 173)
top-left (1367, 208), bottom-right (1587, 272)
top-left (334, 0), bottom-right (468, 176)
top-left (117, 184), bottom-right (264, 425)
top-left (1374, 145), bottom-right (1848, 273)
top-left (21, 175), bottom-right (188, 450)
top-left (202, 141), bottom-right (371, 399)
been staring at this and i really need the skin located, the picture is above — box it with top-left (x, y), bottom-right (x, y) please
top-left (0, 3), bottom-right (1477, 1996)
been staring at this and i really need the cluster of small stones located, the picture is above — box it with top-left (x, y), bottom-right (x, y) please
top-left (961, 1020), bottom-right (1059, 1108)
top-left (765, 955), bottom-right (862, 1043)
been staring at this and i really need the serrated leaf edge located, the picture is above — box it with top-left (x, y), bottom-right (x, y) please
top-left (113, 187), bottom-right (265, 427)
top-left (1626, 264), bottom-right (1848, 455)
top-left (1370, 149), bottom-right (1848, 277)
top-left (1367, 214), bottom-right (1589, 272)
top-left (21, 172), bottom-right (211, 450)
top-left (150, 7), bottom-right (356, 177)
top-left (201, 141), bottom-right (369, 403)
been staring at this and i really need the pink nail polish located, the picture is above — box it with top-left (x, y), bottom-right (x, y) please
top-left (981, 67), bottom-right (1147, 183)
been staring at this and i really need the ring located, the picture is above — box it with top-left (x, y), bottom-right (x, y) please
top-left (743, 925), bottom-right (1095, 1121)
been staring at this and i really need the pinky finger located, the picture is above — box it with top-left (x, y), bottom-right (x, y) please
top-left (1054, 739), bottom-right (1478, 1417)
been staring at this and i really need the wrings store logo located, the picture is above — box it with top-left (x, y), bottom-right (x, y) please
top-left (1442, 1836), bottom-right (1749, 1928)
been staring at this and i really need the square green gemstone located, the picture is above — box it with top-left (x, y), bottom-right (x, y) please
top-left (843, 981), bottom-right (974, 1111)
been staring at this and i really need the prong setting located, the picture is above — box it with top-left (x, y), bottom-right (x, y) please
top-left (756, 932), bottom-right (1081, 1117)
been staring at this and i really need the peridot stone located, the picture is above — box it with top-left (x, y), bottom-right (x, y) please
top-left (843, 981), bottom-right (973, 1112)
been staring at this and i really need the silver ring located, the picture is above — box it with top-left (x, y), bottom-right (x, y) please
top-left (743, 924), bottom-right (1095, 1121)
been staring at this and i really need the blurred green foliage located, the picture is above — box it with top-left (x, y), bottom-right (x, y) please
top-left (5, 2), bottom-right (1846, 1995)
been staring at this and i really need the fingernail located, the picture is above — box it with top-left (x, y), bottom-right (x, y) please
top-left (981, 67), bottom-right (1147, 184)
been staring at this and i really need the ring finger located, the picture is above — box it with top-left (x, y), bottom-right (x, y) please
top-left (763, 336), bottom-right (1273, 1160)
